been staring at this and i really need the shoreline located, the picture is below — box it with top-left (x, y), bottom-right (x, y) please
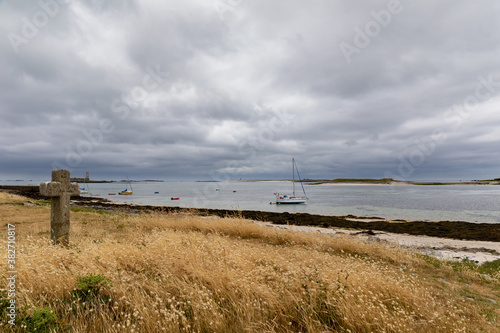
top-left (3, 186), bottom-right (500, 242)
top-left (70, 198), bottom-right (500, 263)
top-left (2, 188), bottom-right (499, 263)
top-left (66, 196), bottom-right (500, 241)
top-left (63, 195), bottom-right (500, 263)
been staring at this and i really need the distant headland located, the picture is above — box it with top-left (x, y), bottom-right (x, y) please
top-left (70, 177), bottom-right (113, 183)
top-left (305, 178), bottom-right (500, 185)
top-left (196, 178), bottom-right (500, 185)
top-left (69, 178), bottom-right (164, 183)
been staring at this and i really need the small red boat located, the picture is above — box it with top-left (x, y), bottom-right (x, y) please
top-left (171, 197), bottom-right (179, 200)
top-left (108, 193), bottom-right (116, 195)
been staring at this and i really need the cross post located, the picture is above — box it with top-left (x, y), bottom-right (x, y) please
top-left (40, 169), bottom-right (80, 246)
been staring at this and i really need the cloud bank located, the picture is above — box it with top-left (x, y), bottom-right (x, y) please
top-left (1, 0), bottom-right (500, 181)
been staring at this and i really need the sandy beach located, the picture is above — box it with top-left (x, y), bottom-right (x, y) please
top-left (254, 221), bottom-right (500, 264)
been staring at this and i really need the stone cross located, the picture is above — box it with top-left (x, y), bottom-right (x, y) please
top-left (40, 169), bottom-right (80, 246)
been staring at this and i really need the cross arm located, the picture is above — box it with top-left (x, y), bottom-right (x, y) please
top-left (40, 181), bottom-right (61, 197)
top-left (68, 182), bottom-right (80, 196)
top-left (39, 182), bottom-right (80, 197)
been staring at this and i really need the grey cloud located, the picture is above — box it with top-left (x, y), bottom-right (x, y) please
top-left (1, 0), bottom-right (500, 181)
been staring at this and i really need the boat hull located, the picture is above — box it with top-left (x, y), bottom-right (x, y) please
top-left (118, 191), bottom-right (133, 195)
top-left (276, 196), bottom-right (307, 204)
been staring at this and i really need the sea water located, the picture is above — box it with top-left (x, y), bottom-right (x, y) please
top-left (4, 180), bottom-right (500, 223)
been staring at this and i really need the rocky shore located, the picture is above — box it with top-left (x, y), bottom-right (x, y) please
top-left (74, 199), bottom-right (500, 242)
top-left (2, 186), bottom-right (499, 242)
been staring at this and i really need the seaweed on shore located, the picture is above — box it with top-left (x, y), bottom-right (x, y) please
top-left (2, 187), bottom-right (499, 242)
top-left (70, 200), bottom-right (500, 242)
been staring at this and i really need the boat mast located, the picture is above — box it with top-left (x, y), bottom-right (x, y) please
top-left (292, 157), bottom-right (296, 196)
top-left (127, 176), bottom-right (133, 192)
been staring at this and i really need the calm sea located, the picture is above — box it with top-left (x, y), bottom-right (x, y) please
top-left (4, 180), bottom-right (500, 223)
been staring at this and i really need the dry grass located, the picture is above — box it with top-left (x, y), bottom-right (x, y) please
top-left (0, 192), bottom-right (499, 332)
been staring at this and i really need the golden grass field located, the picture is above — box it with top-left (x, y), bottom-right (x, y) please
top-left (1, 191), bottom-right (499, 332)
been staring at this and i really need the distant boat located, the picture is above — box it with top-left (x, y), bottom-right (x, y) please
top-left (108, 193), bottom-right (116, 195)
top-left (119, 190), bottom-right (132, 195)
top-left (171, 197), bottom-right (179, 200)
top-left (154, 191), bottom-right (159, 194)
top-left (118, 177), bottom-right (133, 195)
top-left (79, 173), bottom-right (100, 195)
top-left (275, 158), bottom-right (308, 204)
top-left (80, 180), bottom-right (89, 194)
top-left (86, 180), bottom-right (99, 196)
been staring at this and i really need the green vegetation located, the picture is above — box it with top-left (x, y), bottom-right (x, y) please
top-left (412, 182), bottom-right (463, 185)
top-left (308, 178), bottom-right (398, 185)
top-left (20, 307), bottom-right (60, 333)
top-left (1, 290), bottom-right (60, 332)
top-left (0, 272), bottom-right (114, 332)
top-left (478, 259), bottom-right (500, 276)
top-left (72, 273), bottom-right (113, 304)
top-left (331, 178), bottom-right (395, 183)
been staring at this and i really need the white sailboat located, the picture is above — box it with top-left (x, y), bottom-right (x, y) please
top-left (275, 158), bottom-right (308, 204)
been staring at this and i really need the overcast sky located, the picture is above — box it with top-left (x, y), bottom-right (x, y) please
top-left (1, 0), bottom-right (500, 181)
